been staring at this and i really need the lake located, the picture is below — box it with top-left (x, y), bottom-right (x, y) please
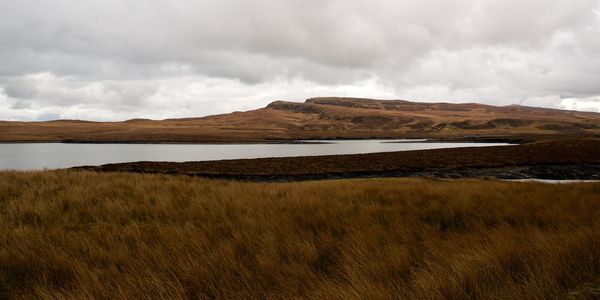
top-left (0, 140), bottom-right (510, 170)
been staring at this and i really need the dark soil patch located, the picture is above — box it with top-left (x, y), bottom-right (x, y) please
top-left (74, 138), bottom-right (600, 181)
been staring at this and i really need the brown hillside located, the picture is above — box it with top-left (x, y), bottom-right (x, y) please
top-left (1, 97), bottom-right (599, 142)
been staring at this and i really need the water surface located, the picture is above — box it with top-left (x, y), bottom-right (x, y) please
top-left (506, 179), bottom-right (600, 184)
top-left (0, 140), bottom-right (510, 170)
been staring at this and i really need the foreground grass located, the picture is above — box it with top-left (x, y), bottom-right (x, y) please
top-left (0, 171), bottom-right (599, 299)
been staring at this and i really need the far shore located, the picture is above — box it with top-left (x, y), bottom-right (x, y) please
top-left (0, 133), bottom-right (580, 144)
top-left (74, 137), bottom-right (600, 181)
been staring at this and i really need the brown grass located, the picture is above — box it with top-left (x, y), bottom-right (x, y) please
top-left (2, 97), bottom-right (599, 143)
top-left (1, 171), bottom-right (599, 299)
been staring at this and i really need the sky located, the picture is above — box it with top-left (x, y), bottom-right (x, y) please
top-left (1, 0), bottom-right (600, 121)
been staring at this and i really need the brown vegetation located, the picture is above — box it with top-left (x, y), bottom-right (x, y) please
top-left (2, 97), bottom-right (600, 142)
top-left (1, 171), bottom-right (599, 298)
top-left (79, 138), bottom-right (600, 180)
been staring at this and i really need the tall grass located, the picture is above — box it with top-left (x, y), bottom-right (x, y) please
top-left (0, 171), bottom-right (599, 299)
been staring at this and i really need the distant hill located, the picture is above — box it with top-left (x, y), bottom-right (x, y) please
top-left (1, 97), bottom-right (599, 142)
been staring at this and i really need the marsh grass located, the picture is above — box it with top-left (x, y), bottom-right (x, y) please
top-left (0, 171), bottom-right (599, 299)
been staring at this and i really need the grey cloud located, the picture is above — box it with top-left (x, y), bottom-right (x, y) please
top-left (9, 100), bottom-right (32, 110)
top-left (0, 0), bottom-right (600, 120)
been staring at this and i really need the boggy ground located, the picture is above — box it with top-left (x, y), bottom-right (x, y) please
top-left (78, 138), bottom-right (600, 181)
top-left (1, 171), bottom-right (599, 299)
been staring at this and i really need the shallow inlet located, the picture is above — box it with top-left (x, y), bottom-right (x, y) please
top-left (507, 179), bottom-right (600, 184)
top-left (0, 140), bottom-right (510, 170)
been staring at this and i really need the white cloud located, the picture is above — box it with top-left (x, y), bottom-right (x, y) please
top-left (561, 96), bottom-right (600, 112)
top-left (0, 72), bottom-right (396, 121)
top-left (0, 0), bottom-right (600, 120)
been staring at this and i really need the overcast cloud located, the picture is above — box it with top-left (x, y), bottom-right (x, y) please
top-left (1, 0), bottom-right (599, 121)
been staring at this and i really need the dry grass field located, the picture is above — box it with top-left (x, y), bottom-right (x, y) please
top-left (1, 171), bottom-right (600, 299)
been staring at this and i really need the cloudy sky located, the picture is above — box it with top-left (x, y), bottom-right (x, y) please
top-left (1, 0), bottom-right (600, 121)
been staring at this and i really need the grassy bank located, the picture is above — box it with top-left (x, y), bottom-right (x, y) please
top-left (1, 171), bottom-right (599, 298)
top-left (79, 138), bottom-right (600, 180)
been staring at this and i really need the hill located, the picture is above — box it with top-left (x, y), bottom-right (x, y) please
top-left (1, 97), bottom-right (599, 142)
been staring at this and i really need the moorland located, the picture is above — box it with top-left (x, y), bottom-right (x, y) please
top-left (2, 97), bottom-right (600, 143)
top-left (1, 171), bottom-right (599, 299)
top-left (79, 138), bottom-right (600, 181)
top-left (3, 98), bottom-right (600, 299)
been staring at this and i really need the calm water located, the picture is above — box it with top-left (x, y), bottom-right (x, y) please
top-left (507, 179), bottom-right (600, 184)
top-left (0, 140), bottom-right (510, 170)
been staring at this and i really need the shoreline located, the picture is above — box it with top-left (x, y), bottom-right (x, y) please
top-left (0, 137), bottom-right (521, 145)
top-left (1, 133), bottom-right (589, 144)
top-left (73, 164), bottom-right (600, 182)
top-left (72, 138), bottom-right (600, 182)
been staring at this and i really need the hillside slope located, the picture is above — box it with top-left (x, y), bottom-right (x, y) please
top-left (1, 97), bottom-right (599, 142)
